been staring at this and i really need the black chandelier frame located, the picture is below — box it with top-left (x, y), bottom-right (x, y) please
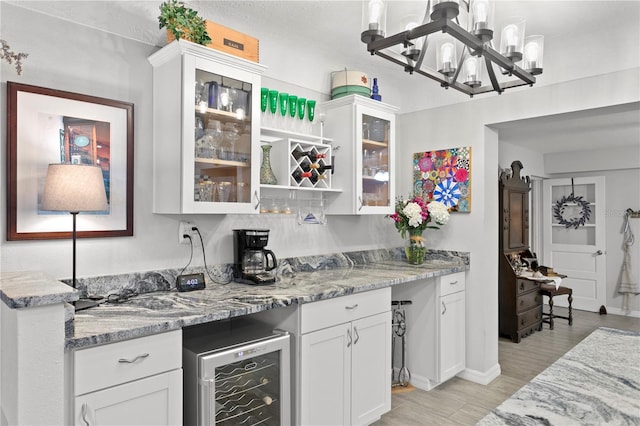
top-left (363, 8), bottom-right (537, 97)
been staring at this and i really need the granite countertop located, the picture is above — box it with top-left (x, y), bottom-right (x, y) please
top-left (0, 249), bottom-right (469, 351)
top-left (0, 271), bottom-right (78, 308)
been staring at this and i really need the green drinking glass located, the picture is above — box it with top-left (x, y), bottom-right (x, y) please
top-left (268, 90), bottom-right (278, 114)
top-left (307, 99), bottom-right (317, 122)
top-left (278, 92), bottom-right (289, 117)
top-left (288, 95), bottom-right (298, 118)
top-left (260, 88), bottom-right (269, 113)
top-left (297, 97), bottom-right (306, 120)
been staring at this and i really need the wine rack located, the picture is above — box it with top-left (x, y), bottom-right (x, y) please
top-left (214, 354), bottom-right (280, 425)
top-left (259, 128), bottom-right (341, 193)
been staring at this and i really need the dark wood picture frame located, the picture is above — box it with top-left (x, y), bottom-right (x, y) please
top-left (6, 82), bottom-right (134, 240)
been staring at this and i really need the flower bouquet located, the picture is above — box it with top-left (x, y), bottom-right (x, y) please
top-left (388, 195), bottom-right (450, 264)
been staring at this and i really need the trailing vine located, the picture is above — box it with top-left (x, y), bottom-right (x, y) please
top-left (553, 194), bottom-right (591, 229)
top-left (1, 39), bottom-right (28, 75)
top-left (158, 0), bottom-right (211, 46)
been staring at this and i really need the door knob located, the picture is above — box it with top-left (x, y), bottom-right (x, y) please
top-left (595, 250), bottom-right (604, 256)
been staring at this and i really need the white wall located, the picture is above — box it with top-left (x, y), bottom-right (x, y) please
top-left (0, 4), bottom-right (403, 281)
top-left (498, 142), bottom-right (546, 179)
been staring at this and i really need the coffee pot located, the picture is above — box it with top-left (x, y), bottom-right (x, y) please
top-left (233, 229), bottom-right (277, 285)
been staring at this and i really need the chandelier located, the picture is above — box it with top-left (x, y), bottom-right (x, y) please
top-left (360, 0), bottom-right (544, 97)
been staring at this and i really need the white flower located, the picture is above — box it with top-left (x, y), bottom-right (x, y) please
top-left (402, 202), bottom-right (424, 227)
top-left (428, 201), bottom-right (450, 225)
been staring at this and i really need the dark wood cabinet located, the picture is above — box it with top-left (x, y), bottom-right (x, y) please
top-left (498, 161), bottom-right (542, 342)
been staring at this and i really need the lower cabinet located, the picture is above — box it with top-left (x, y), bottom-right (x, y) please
top-left (255, 287), bottom-right (392, 425)
top-left (391, 272), bottom-right (466, 390)
top-left (300, 311), bottom-right (391, 426)
top-left (439, 277), bottom-right (466, 383)
top-left (71, 330), bottom-right (182, 426)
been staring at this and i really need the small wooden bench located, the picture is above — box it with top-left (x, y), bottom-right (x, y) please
top-left (539, 283), bottom-right (573, 330)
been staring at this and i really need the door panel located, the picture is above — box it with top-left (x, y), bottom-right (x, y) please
top-left (543, 176), bottom-right (606, 312)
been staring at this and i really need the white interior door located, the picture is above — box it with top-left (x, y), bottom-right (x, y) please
top-left (542, 176), bottom-right (606, 312)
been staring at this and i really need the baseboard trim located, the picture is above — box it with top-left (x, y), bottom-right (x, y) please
top-left (457, 363), bottom-right (501, 385)
top-left (605, 307), bottom-right (640, 318)
top-left (405, 372), bottom-right (436, 391)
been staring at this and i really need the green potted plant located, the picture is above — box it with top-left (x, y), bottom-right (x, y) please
top-left (158, 0), bottom-right (211, 46)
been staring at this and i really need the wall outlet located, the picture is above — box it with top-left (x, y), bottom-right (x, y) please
top-left (179, 221), bottom-right (196, 244)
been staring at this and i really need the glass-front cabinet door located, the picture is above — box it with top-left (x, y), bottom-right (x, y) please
top-left (359, 109), bottom-right (393, 213)
top-left (321, 95), bottom-right (397, 215)
top-left (149, 40), bottom-right (266, 214)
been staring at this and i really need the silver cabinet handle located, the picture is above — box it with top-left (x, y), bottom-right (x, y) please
top-left (253, 190), bottom-right (260, 210)
top-left (345, 304), bottom-right (359, 310)
top-left (358, 195), bottom-right (363, 211)
top-left (449, 280), bottom-right (458, 285)
top-left (442, 301), bottom-right (447, 315)
top-left (346, 329), bottom-right (352, 347)
top-left (118, 353), bottom-right (149, 363)
top-left (353, 326), bottom-right (360, 345)
top-left (81, 403), bottom-right (90, 426)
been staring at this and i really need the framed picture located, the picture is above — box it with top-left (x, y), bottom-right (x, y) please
top-left (6, 82), bottom-right (134, 240)
top-left (413, 146), bottom-right (471, 212)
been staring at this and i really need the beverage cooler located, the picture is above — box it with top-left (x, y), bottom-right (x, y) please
top-left (183, 319), bottom-right (291, 425)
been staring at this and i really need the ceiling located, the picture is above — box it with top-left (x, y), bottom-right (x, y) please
top-left (6, 0), bottom-right (639, 155)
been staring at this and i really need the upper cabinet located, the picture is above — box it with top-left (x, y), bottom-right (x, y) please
top-left (320, 95), bottom-right (397, 215)
top-left (148, 40), bottom-right (267, 214)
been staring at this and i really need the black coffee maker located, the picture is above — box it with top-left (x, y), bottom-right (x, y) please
top-left (233, 229), bottom-right (277, 285)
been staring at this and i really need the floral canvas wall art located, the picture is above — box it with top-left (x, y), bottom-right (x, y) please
top-left (413, 146), bottom-right (471, 212)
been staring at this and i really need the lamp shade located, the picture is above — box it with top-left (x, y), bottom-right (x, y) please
top-left (41, 164), bottom-right (108, 212)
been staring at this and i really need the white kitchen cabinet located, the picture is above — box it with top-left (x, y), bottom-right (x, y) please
top-left (439, 274), bottom-right (466, 382)
top-left (390, 272), bottom-right (466, 390)
top-left (71, 330), bottom-right (182, 426)
top-left (148, 40), bottom-right (266, 214)
top-left (319, 95), bottom-right (397, 215)
top-left (299, 288), bottom-right (391, 426)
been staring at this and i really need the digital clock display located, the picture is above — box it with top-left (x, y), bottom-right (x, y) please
top-left (176, 273), bottom-right (206, 292)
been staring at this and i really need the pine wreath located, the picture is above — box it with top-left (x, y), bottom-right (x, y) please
top-left (553, 194), bottom-right (591, 229)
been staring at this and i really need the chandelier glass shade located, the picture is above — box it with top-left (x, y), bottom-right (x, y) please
top-left (361, 0), bottom-right (544, 97)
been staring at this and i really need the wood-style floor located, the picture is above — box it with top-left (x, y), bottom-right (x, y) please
top-left (374, 308), bottom-right (640, 426)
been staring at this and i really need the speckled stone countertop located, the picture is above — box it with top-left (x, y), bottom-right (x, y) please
top-left (1, 249), bottom-right (469, 351)
top-left (0, 271), bottom-right (78, 308)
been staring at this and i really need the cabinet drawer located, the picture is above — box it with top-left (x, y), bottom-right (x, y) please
top-left (301, 287), bottom-right (391, 334)
top-left (517, 306), bottom-right (542, 331)
top-left (516, 278), bottom-right (539, 295)
top-left (439, 272), bottom-right (466, 297)
top-left (517, 290), bottom-right (542, 314)
top-left (74, 330), bottom-right (181, 396)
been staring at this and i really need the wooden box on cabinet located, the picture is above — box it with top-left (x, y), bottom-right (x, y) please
top-left (319, 95), bottom-right (397, 215)
top-left (148, 40), bottom-right (266, 214)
